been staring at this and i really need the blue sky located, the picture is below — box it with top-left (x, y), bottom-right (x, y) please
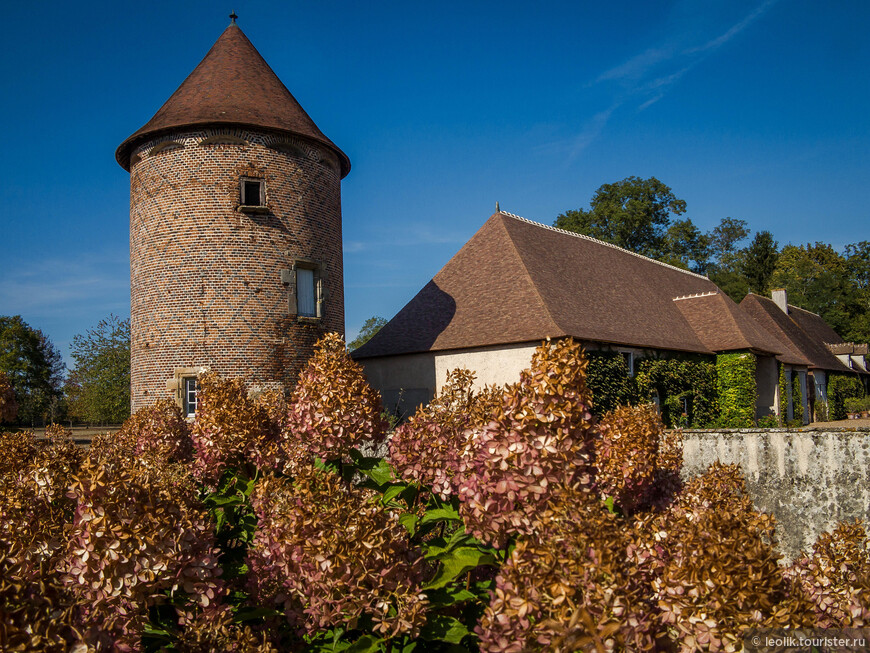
top-left (1, 0), bottom-right (868, 369)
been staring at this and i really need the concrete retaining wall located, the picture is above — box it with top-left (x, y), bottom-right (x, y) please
top-left (681, 428), bottom-right (870, 560)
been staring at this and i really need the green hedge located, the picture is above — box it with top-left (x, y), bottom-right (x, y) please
top-left (636, 358), bottom-right (718, 428)
top-left (715, 352), bottom-right (756, 428)
top-left (829, 374), bottom-right (865, 420)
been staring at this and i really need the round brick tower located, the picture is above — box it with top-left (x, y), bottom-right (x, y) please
top-left (116, 20), bottom-right (350, 413)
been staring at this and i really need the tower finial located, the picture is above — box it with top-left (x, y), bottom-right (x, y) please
top-left (229, 10), bottom-right (238, 24)
top-left (495, 201), bottom-right (500, 212)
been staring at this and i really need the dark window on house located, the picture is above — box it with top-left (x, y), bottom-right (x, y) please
top-left (621, 351), bottom-right (635, 376)
top-left (183, 377), bottom-right (198, 418)
top-left (241, 178), bottom-right (265, 207)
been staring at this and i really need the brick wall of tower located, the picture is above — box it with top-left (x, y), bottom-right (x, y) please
top-left (128, 127), bottom-right (344, 412)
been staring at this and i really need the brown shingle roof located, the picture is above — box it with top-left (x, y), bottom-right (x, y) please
top-left (673, 291), bottom-right (788, 357)
top-left (354, 212), bottom-right (785, 359)
top-left (116, 24), bottom-right (349, 175)
top-left (739, 293), bottom-right (849, 371)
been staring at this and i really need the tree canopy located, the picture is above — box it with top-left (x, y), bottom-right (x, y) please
top-left (348, 316), bottom-right (387, 351)
top-left (0, 316), bottom-right (64, 425)
top-left (556, 178), bottom-right (870, 343)
top-left (555, 176), bottom-right (688, 259)
top-left (65, 315), bottom-right (131, 424)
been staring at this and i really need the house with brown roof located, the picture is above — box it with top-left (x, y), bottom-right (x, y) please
top-left (353, 210), bottom-right (794, 419)
top-left (740, 290), bottom-right (867, 422)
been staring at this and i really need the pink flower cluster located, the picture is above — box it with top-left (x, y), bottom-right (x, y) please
top-left (114, 398), bottom-right (194, 465)
top-left (60, 455), bottom-right (223, 650)
top-left (285, 333), bottom-right (387, 461)
top-left (785, 520), bottom-right (870, 627)
top-left (389, 368), bottom-right (500, 499)
top-left (190, 372), bottom-right (280, 484)
top-left (595, 403), bottom-right (682, 513)
top-left (455, 339), bottom-right (596, 547)
top-left (247, 467), bottom-right (429, 639)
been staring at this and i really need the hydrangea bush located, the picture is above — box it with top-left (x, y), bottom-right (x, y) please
top-left (0, 333), bottom-right (867, 651)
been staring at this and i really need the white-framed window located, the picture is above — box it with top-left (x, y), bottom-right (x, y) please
top-left (240, 177), bottom-right (265, 207)
top-left (281, 259), bottom-right (327, 320)
top-left (183, 377), bottom-right (198, 418)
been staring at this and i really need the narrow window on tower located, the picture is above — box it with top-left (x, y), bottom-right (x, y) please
top-left (240, 177), bottom-right (265, 209)
top-left (182, 377), bottom-right (198, 418)
top-left (281, 259), bottom-right (327, 321)
top-left (297, 267), bottom-right (316, 317)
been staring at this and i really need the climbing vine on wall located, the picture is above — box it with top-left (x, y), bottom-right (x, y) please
top-left (635, 358), bottom-right (718, 428)
top-left (828, 374), bottom-right (865, 420)
top-left (778, 365), bottom-right (788, 425)
top-left (585, 351), bottom-right (639, 415)
top-left (791, 373), bottom-right (803, 425)
top-left (715, 352), bottom-right (756, 428)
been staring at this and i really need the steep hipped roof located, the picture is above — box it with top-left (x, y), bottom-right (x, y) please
top-left (354, 212), bottom-right (785, 359)
top-left (739, 293), bottom-right (849, 371)
top-left (673, 291), bottom-right (792, 358)
top-left (116, 23), bottom-right (349, 176)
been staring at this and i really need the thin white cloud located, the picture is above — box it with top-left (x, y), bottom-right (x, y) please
top-left (685, 0), bottom-right (777, 55)
top-left (595, 46), bottom-right (675, 83)
top-left (0, 255), bottom-right (128, 316)
top-left (568, 0), bottom-right (780, 154)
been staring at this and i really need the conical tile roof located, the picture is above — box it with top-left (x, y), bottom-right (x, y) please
top-left (116, 23), bottom-right (349, 175)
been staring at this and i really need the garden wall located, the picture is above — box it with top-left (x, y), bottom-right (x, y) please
top-left (681, 427), bottom-right (870, 560)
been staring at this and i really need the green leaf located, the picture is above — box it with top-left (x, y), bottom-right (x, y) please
top-left (142, 624), bottom-right (173, 638)
top-left (420, 615), bottom-right (470, 644)
top-left (398, 513), bottom-right (418, 537)
top-left (233, 606), bottom-right (281, 622)
top-left (345, 635), bottom-right (385, 653)
top-left (360, 459), bottom-right (395, 486)
top-left (424, 587), bottom-right (477, 607)
top-left (419, 506), bottom-right (461, 526)
top-left (208, 495), bottom-right (244, 507)
top-left (381, 485), bottom-right (407, 504)
top-left (424, 547), bottom-right (497, 589)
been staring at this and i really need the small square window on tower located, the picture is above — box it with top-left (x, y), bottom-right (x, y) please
top-left (240, 177), bottom-right (265, 209)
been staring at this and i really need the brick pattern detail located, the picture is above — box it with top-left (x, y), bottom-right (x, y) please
top-left (128, 127), bottom-right (344, 412)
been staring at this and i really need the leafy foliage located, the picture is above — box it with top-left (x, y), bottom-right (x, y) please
top-left (828, 373), bottom-right (865, 421)
top-left (554, 176), bottom-right (688, 259)
top-left (584, 351), bottom-right (639, 415)
top-left (348, 316), bottom-right (388, 351)
top-left (0, 315), bottom-right (65, 425)
top-left (1, 333), bottom-right (866, 651)
top-left (65, 314), bottom-right (130, 424)
top-left (715, 352), bottom-right (756, 427)
top-left (0, 370), bottom-right (18, 423)
top-left (636, 357), bottom-right (718, 427)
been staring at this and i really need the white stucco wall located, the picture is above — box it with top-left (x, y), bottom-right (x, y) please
top-left (358, 342), bottom-right (540, 417)
top-left (434, 342), bottom-right (539, 391)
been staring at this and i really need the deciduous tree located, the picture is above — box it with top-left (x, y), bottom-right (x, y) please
top-left (0, 316), bottom-right (64, 425)
top-left (66, 315), bottom-right (130, 424)
top-left (555, 176), bottom-right (687, 258)
top-left (347, 316), bottom-right (387, 351)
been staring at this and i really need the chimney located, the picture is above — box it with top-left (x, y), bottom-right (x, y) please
top-left (771, 288), bottom-right (788, 314)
